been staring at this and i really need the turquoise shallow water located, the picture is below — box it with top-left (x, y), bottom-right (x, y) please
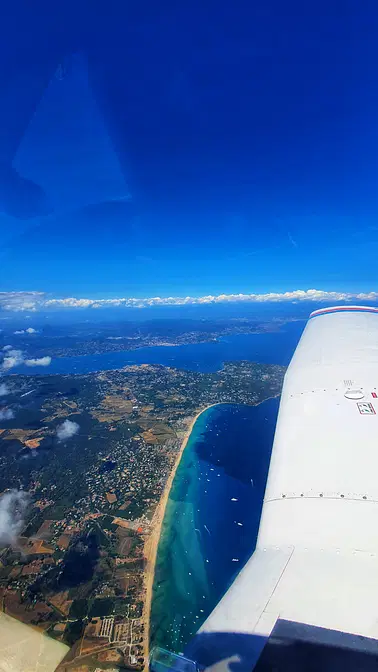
top-left (150, 398), bottom-right (279, 653)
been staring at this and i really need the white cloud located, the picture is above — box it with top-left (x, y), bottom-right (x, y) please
top-left (14, 327), bottom-right (38, 335)
top-left (0, 490), bottom-right (29, 547)
top-left (0, 384), bottom-right (9, 397)
top-left (0, 292), bottom-right (43, 312)
top-left (35, 289), bottom-right (378, 308)
top-left (2, 349), bottom-right (24, 370)
top-left (0, 408), bottom-right (14, 421)
top-left (24, 356), bottom-right (51, 367)
top-left (1, 349), bottom-right (51, 370)
top-left (27, 290), bottom-right (378, 309)
top-left (56, 419), bottom-right (80, 442)
top-left (1, 289), bottom-right (378, 312)
top-left (2, 345), bottom-right (13, 351)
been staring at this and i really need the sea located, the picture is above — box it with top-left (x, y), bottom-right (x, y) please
top-left (11, 320), bottom-right (304, 652)
top-left (149, 399), bottom-right (279, 653)
top-left (13, 321), bottom-right (304, 376)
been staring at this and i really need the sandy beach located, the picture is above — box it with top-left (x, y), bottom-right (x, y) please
top-left (142, 403), bottom-right (221, 665)
top-left (141, 395), bottom-right (279, 664)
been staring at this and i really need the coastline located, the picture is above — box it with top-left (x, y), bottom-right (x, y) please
top-left (141, 394), bottom-right (281, 665)
top-left (142, 403), bottom-right (221, 665)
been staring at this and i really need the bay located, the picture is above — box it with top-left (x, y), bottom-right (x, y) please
top-left (13, 321), bottom-right (304, 375)
top-left (150, 398), bottom-right (279, 653)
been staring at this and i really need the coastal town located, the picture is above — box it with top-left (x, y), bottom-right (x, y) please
top-left (0, 360), bottom-right (285, 671)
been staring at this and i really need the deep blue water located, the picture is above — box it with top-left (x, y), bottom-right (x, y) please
top-left (150, 399), bottom-right (279, 653)
top-left (13, 320), bottom-right (304, 375)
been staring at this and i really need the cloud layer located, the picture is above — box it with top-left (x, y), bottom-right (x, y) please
top-left (0, 292), bottom-right (44, 312)
top-left (0, 490), bottom-right (29, 547)
top-left (56, 419), bottom-right (80, 442)
top-left (1, 289), bottom-right (378, 312)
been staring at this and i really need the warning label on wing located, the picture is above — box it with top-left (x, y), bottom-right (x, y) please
top-left (357, 402), bottom-right (376, 415)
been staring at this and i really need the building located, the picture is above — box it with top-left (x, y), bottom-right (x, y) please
top-left (99, 617), bottom-right (114, 640)
top-left (113, 621), bottom-right (129, 642)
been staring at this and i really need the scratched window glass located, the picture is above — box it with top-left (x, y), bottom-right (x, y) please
top-left (0, 2), bottom-right (377, 671)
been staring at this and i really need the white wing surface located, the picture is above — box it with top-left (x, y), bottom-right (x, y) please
top-left (201, 306), bottom-right (378, 642)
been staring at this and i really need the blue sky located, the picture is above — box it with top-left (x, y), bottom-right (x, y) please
top-left (1, 0), bottom-right (378, 300)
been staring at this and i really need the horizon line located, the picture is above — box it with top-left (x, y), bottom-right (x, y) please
top-left (0, 288), bottom-right (378, 312)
